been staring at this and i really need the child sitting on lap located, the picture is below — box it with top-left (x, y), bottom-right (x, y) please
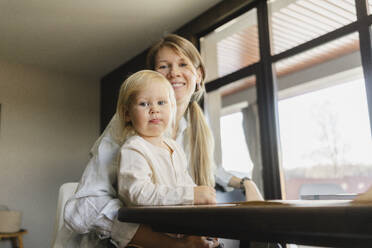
top-left (116, 70), bottom-right (215, 207)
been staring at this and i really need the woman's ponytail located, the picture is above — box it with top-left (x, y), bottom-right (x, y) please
top-left (187, 101), bottom-right (215, 187)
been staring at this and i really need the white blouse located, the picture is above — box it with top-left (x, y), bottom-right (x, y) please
top-left (64, 113), bottom-right (233, 247)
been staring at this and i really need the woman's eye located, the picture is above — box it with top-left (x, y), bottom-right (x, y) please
top-left (180, 63), bottom-right (188, 67)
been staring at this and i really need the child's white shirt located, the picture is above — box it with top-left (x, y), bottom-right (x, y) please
top-left (118, 135), bottom-right (195, 206)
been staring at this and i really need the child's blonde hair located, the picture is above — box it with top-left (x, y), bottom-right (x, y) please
top-left (116, 70), bottom-right (176, 144)
top-left (147, 34), bottom-right (215, 187)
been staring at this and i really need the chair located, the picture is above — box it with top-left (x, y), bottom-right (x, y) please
top-left (51, 182), bottom-right (78, 248)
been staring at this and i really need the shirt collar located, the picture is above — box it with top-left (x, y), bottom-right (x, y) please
top-left (176, 116), bottom-right (187, 139)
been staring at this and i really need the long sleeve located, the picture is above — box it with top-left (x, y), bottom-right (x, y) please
top-left (64, 143), bottom-right (120, 236)
top-left (118, 137), bottom-right (194, 206)
top-left (215, 166), bottom-right (234, 189)
top-left (64, 185), bottom-right (122, 237)
top-left (63, 114), bottom-right (139, 247)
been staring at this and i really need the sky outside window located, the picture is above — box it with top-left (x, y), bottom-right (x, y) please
top-left (278, 78), bottom-right (372, 170)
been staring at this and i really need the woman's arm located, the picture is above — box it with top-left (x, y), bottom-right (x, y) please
top-left (64, 136), bottom-right (122, 236)
top-left (64, 156), bottom-right (142, 247)
top-left (228, 176), bottom-right (264, 201)
top-left (129, 225), bottom-right (219, 248)
top-left (214, 166), bottom-right (263, 201)
top-left (64, 114), bottom-right (142, 246)
top-left (64, 193), bottom-right (121, 236)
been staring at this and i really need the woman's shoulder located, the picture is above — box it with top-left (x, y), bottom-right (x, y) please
top-left (90, 113), bottom-right (122, 155)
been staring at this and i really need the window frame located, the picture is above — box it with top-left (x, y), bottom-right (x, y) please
top-left (203, 0), bottom-right (372, 200)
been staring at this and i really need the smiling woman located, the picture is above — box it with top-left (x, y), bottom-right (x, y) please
top-left (63, 33), bottom-right (263, 248)
top-left (63, 35), bottom-right (224, 248)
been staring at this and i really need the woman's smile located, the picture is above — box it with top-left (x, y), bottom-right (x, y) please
top-left (170, 81), bottom-right (186, 89)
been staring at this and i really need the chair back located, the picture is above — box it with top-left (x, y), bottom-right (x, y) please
top-left (51, 182), bottom-right (78, 248)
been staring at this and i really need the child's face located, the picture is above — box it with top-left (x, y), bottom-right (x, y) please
top-left (127, 80), bottom-right (172, 140)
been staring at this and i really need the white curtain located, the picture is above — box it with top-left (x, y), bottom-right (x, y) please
top-left (242, 103), bottom-right (264, 194)
top-left (204, 90), bottom-right (223, 170)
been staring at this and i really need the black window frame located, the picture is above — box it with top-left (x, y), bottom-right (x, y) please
top-left (204, 0), bottom-right (372, 200)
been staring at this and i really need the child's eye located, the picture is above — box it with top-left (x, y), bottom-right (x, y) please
top-left (158, 100), bottom-right (167, 105)
top-left (180, 63), bottom-right (188, 67)
top-left (157, 65), bottom-right (168, 70)
top-left (139, 102), bottom-right (149, 107)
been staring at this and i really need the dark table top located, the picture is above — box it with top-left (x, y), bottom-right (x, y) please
top-left (118, 200), bottom-right (372, 247)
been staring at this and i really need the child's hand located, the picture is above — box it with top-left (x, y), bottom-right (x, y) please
top-left (193, 186), bottom-right (216, 205)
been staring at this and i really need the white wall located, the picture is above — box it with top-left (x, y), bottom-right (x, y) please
top-left (0, 61), bottom-right (100, 248)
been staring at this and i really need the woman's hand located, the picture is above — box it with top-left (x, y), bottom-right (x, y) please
top-left (243, 180), bottom-right (264, 201)
top-left (228, 176), bottom-right (264, 201)
top-left (181, 236), bottom-right (219, 248)
top-left (194, 186), bottom-right (216, 204)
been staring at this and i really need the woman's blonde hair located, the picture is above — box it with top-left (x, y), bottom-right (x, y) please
top-left (116, 70), bottom-right (177, 144)
top-left (147, 34), bottom-right (215, 187)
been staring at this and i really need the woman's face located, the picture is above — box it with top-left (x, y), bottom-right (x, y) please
top-left (154, 46), bottom-right (202, 108)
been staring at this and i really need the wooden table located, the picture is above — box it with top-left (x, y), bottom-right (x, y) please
top-left (0, 229), bottom-right (27, 248)
top-left (118, 200), bottom-right (372, 248)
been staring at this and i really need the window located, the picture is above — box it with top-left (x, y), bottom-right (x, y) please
top-left (275, 32), bottom-right (359, 77)
top-left (220, 112), bottom-right (253, 175)
top-left (201, 0), bottom-right (372, 203)
top-left (272, 25), bottom-right (372, 199)
top-left (278, 69), bottom-right (372, 199)
top-left (204, 75), bottom-right (259, 181)
top-left (200, 1), bottom-right (372, 247)
top-left (200, 8), bottom-right (258, 81)
top-left (270, 0), bottom-right (357, 55)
